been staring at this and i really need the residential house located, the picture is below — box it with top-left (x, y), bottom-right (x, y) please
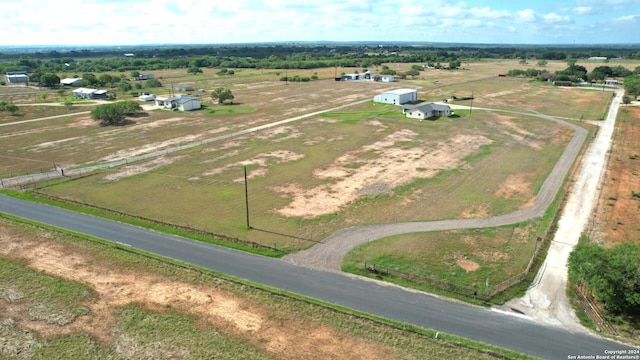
top-left (5, 71), bottom-right (28, 84)
top-left (136, 74), bottom-right (155, 80)
top-left (154, 94), bottom-right (201, 111)
top-left (403, 103), bottom-right (451, 119)
top-left (373, 89), bottom-right (418, 105)
top-left (72, 88), bottom-right (107, 99)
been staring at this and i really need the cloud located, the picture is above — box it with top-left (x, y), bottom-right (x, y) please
top-left (572, 6), bottom-right (593, 15)
top-left (613, 14), bottom-right (639, 22)
top-left (543, 13), bottom-right (571, 24)
top-left (516, 9), bottom-right (538, 23)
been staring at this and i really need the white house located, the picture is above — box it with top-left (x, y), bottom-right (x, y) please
top-left (5, 71), bottom-right (28, 83)
top-left (154, 94), bottom-right (201, 111)
top-left (379, 75), bottom-right (394, 82)
top-left (605, 79), bottom-right (619, 85)
top-left (60, 78), bottom-right (82, 87)
top-left (373, 89), bottom-right (418, 105)
top-left (137, 74), bottom-right (155, 80)
top-left (72, 88), bottom-right (107, 99)
top-left (403, 103), bottom-right (451, 119)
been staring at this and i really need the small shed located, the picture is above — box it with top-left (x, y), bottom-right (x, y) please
top-left (403, 103), bottom-right (451, 119)
top-left (373, 89), bottom-right (418, 105)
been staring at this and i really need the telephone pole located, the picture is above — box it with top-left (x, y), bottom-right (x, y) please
top-left (244, 166), bottom-right (251, 229)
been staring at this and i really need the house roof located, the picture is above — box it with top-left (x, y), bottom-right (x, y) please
top-left (383, 88), bottom-right (417, 95)
top-left (61, 78), bottom-right (82, 85)
top-left (404, 102), bottom-right (450, 113)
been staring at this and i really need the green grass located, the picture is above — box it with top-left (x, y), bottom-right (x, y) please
top-left (0, 257), bottom-right (93, 326)
top-left (113, 304), bottom-right (275, 359)
top-left (342, 223), bottom-right (539, 300)
top-left (0, 216), bottom-right (533, 359)
top-left (33, 106), bottom-right (568, 252)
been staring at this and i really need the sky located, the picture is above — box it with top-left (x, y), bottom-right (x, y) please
top-left (1, 0), bottom-right (639, 46)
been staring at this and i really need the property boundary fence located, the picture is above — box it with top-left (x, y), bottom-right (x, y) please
top-left (24, 191), bottom-right (282, 254)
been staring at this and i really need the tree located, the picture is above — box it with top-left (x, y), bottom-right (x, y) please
top-left (40, 73), bottom-right (60, 88)
top-left (130, 70), bottom-right (140, 79)
top-left (622, 96), bottom-right (631, 105)
top-left (519, 59), bottom-right (527, 65)
top-left (405, 68), bottom-right (420, 79)
top-left (537, 60), bottom-right (548, 67)
top-left (144, 79), bottom-right (162, 88)
top-left (569, 239), bottom-right (640, 316)
top-left (211, 87), bottom-right (234, 104)
top-left (448, 60), bottom-right (461, 69)
top-left (188, 66), bottom-right (203, 75)
top-left (4, 103), bottom-right (18, 115)
top-left (98, 74), bottom-right (115, 86)
top-left (91, 100), bottom-right (141, 126)
top-left (117, 81), bottom-right (132, 93)
top-left (64, 100), bottom-right (73, 109)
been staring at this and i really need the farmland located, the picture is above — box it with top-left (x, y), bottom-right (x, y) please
top-left (2, 52), bottom-right (636, 357)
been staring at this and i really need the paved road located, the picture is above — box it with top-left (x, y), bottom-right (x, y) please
top-left (0, 195), bottom-right (636, 358)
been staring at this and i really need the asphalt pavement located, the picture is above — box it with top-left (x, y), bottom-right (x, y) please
top-left (1, 194), bottom-right (636, 359)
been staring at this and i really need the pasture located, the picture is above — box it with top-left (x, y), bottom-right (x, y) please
top-left (0, 60), bottom-right (613, 267)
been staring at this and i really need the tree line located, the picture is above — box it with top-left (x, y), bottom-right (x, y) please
top-left (2, 43), bottom-right (639, 78)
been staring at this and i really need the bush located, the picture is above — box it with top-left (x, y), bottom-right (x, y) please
top-left (569, 238), bottom-right (640, 316)
top-left (91, 100), bottom-right (141, 126)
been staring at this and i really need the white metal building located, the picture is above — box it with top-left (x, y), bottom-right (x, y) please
top-left (60, 78), bottom-right (82, 87)
top-left (5, 71), bottom-right (28, 83)
top-left (373, 89), bottom-right (417, 105)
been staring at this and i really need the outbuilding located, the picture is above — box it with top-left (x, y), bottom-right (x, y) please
top-left (373, 89), bottom-right (418, 105)
top-left (403, 103), bottom-right (451, 119)
top-left (5, 71), bottom-right (28, 84)
top-left (60, 78), bottom-right (82, 87)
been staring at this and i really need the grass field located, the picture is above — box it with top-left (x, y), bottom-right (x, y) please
top-left (0, 59), bottom-right (622, 294)
top-left (0, 218), bottom-right (530, 359)
top-left (37, 102), bottom-right (572, 251)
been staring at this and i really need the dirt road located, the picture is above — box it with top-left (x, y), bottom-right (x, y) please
top-left (503, 88), bottom-right (622, 331)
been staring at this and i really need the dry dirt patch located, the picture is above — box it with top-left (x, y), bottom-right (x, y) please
top-left (0, 223), bottom-right (394, 360)
top-left (591, 106), bottom-right (640, 247)
top-left (272, 130), bottom-right (493, 218)
top-left (102, 155), bottom-right (185, 181)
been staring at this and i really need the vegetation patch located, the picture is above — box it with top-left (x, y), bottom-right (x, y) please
top-left (343, 223), bottom-right (539, 299)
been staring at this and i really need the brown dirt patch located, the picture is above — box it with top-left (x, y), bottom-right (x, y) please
top-left (102, 155), bottom-right (185, 181)
top-left (455, 254), bottom-right (480, 272)
top-left (272, 131), bottom-right (492, 218)
top-left (590, 106), bottom-right (640, 247)
top-left (202, 150), bottom-right (305, 181)
top-left (494, 173), bottom-right (534, 206)
top-left (0, 222), bottom-right (394, 360)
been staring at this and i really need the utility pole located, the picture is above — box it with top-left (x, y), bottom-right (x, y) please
top-left (244, 166), bottom-right (251, 229)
